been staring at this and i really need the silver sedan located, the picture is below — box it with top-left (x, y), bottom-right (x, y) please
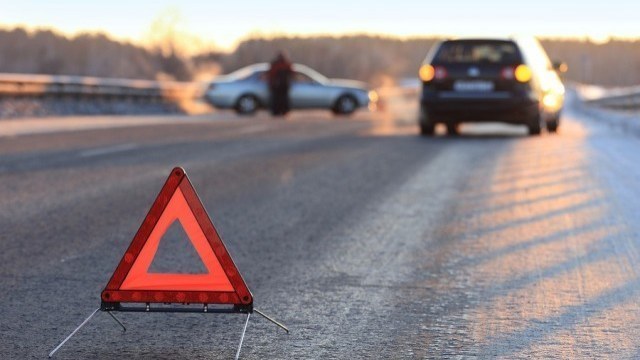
top-left (205, 63), bottom-right (375, 115)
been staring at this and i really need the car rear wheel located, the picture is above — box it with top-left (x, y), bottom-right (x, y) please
top-left (446, 123), bottom-right (460, 136)
top-left (420, 123), bottom-right (435, 136)
top-left (333, 95), bottom-right (357, 115)
top-left (419, 107), bottom-right (435, 136)
top-left (528, 112), bottom-right (542, 136)
top-left (546, 116), bottom-right (560, 133)
top-left (235, 95), bottom-right (259, 115)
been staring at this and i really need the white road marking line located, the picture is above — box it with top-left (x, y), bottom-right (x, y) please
top-left (0, 114), bottom-right (227, 138)
top-left (79, 143), bottom-right (138, 157)
top-left (236, 124), bottom-right (271, 135)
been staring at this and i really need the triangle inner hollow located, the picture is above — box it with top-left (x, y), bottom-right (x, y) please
top-left (119, 187), bottom-right (234, 292)
top-left (148, 220), bottom-right (208, 274)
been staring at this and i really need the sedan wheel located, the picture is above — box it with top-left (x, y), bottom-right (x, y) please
top-left (446, 123), bottom-right (460, 136)
top-left (333, 95), bottom-right (357, 115)
top-left (235, 95), bottom-right (259, 115)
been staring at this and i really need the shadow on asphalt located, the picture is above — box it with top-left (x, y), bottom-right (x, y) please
top-left (404, 122), bottom-right (638, 356)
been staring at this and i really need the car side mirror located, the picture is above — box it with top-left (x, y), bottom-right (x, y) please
top-left (552, 61), bottom-right (568, 73)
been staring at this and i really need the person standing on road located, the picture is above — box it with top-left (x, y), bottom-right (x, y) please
top-left (267, 51), bottom-right (293, 116)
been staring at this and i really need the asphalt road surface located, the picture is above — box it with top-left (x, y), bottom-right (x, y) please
top-left (2, 97), bottom-right (640, 359)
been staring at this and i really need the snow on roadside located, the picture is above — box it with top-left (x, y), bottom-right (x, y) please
top-left (568, 86), bottom-right (640, 137)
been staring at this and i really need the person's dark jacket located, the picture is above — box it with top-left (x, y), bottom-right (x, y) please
top-left (267, 56), bottom-right (293, 91)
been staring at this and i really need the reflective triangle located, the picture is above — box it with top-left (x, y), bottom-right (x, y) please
top-left (101, 167), bottom-right (252, 307)
top-left (120, 187), bottom-right (233, 291)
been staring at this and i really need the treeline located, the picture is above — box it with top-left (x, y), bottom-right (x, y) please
top-left (224, 35), bottom-right (640, 87)
top-left (220, 36), bottom-right (439, 85)
top-left (2, 27), bottom-right (640, 87)
top-left (540, 39), bottom-right (640, 87)
top-left (0, 28), bottom-right (191, 80)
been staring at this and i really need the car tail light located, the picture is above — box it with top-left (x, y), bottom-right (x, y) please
top-left (434, 66), bottom-right (447, 80)
top-left (419, 64), bottom-right (435, 82)
top-left (419, 65), bottom-right (447, 82)
top-left (514, 64), bottom-right (532, 83)
top-left (501, 65), bottom-right (533, 82)
top-left (501, 67), bottom-right (515, 80)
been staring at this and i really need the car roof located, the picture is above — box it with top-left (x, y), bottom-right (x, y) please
top-left (237, 63), bottom-right (317, 72)
top-left (223, 63), bottom-right (328, 83)
top-left (443, 37), bottom-right (516, 43)
top-left (242, 63), bottom-right (269, 72)
top-left (442, 36), bottom-right (540, 45)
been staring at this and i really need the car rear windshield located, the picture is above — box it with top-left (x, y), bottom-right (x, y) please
top-left (434, 40), bottom-right (522, 64)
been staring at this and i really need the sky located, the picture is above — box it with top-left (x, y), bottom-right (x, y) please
top-left (1, 0), bottom-right (639, 51)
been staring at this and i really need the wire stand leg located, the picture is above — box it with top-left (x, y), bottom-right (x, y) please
top-left (234, 312), bottom-right (251, 360)
top-left (48, 308), bottom-right (100, 358)
top-left (254, 309), bottom-right (289, 333)
top-left (107, 311), bottom-right (126, 332)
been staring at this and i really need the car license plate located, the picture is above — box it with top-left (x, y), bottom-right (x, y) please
top-left (453, 81), bottom-right (494, 92)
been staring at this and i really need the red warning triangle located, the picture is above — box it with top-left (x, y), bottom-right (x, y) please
top-left (101, 167), bottom-right (252, 307)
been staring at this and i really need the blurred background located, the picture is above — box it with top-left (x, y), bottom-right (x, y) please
top-left (1, 1), bottom-right (638, 118)
top-left (4, 3), bottom-right (640, 359)
top-left (1, 1), bottom-right (638, 85)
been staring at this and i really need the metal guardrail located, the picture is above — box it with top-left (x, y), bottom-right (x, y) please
top-left (3, 73), bottom-right (634, 111)
top-left (579, 84), bottom-right (640, 110)
top-left (0, 73), bottom-right (205, 101)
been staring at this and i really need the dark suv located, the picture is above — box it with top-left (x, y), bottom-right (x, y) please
top-left (418, 37), bottom-right (565, 136)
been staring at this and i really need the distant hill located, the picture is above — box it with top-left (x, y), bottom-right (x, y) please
top-left (219, 35), bottom-right (439, 86)
top-left (222, 35), bottom-right (640, 87)
top-left (1, 28), bottom-right (639, 87)
top-left (0, 27), bottom-right (192, 80)
top-left (540, 39), bottom-right (640, 87)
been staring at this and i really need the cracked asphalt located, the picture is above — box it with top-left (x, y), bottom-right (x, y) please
top-left (1, 96), bottom-right (640, 359)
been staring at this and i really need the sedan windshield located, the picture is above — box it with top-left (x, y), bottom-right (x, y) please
top-left (293, 65), bottom-right (328, 84)
top-left (223, 65), bottom-right (267, 81)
